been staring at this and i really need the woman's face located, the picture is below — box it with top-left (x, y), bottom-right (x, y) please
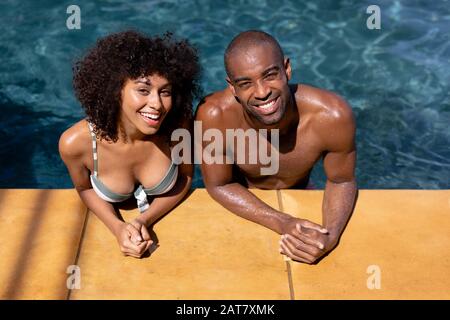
top-left (120, 74), bottom-right (173, 136)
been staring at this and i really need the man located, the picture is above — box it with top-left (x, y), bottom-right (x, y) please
top-left (196, 30), bottom-right (357, 264)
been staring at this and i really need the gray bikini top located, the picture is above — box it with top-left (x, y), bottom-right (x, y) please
top-left (88, 122), bottom-right (178, 213)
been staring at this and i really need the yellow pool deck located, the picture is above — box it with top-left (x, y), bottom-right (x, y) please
top-left (0, 188), bottom-right (449, 300)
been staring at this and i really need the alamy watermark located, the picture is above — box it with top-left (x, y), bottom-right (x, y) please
top-left (66, 5), bottom-right (81, 30)
top-left (66, 265), bottom-right (81, 289)
top-left (171, 121), bottom-right (280, 175)
top-left (366, 264), bottom-right (381, 289)
top-left (366, 5), bottom-right (381, 30)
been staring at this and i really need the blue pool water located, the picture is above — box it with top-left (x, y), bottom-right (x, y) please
top-left (0, 0), bottom-right (449, 189)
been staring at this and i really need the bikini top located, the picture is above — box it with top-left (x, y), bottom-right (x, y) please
top-left (87, 122), bottom-right (178, 213)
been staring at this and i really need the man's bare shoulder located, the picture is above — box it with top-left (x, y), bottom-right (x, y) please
top-left (297, 84), bottom-right (352, 119)
top-left (195, 88), bottom-right (242, 127)
top-left (59, 119), bottom-right (91, 160)
top-left (297, 84), bottom-right (356, 151)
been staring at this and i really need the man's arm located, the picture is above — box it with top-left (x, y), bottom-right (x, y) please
top-left (322, 152), bottom-right (357, 243)
top-left (196, 99), bottom-right (326, 237)
top-left (280, 94), bottom-right (357, 262)
top-left (320, 96), bottom-right (357, 244)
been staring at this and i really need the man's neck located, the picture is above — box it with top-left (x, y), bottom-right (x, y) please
top-left (278, 92), bottom-right (299, 136)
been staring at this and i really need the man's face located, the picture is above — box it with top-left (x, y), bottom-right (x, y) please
top-left (226, 44), bottom-right (292, 126)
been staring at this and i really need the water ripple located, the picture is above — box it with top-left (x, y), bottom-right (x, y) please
top-left (0, 0), bottom-right (449, 188)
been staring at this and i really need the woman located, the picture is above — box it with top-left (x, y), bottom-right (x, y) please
top-left (59, 30), bottom-right (200, 258)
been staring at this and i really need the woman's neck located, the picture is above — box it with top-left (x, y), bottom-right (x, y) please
top-left (117, 118), bottom-right (148, 144)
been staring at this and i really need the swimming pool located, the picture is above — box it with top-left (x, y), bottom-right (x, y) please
top-left (0, 0), bottom-right (449, 189)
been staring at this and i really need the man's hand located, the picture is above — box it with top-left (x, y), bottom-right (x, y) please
top-left (281, 216), bottom-right (328, 242)
top-left (114, 221), bottom-right (152, 258)
top-left (279, 218), bottom-right (338, 264)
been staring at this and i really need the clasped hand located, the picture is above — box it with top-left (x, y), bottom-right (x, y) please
top-left (114, 218), bottom-right (153, 258)
top-left (279, 218), bottom-right (337, 264)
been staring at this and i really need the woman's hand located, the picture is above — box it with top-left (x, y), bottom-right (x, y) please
top-left (113, 221), bottom-right (152, 258)
top-left (129, 217), bottom-right (153, 244)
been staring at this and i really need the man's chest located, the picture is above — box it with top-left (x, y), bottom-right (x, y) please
top-left (234, 136), bottom-right (322, 180)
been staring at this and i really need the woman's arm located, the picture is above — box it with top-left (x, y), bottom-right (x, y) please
top-left (135, 116), bottom-right (194, 227)
top-left (137, 161), bottom-right (193, 227)
top-left (58, 126), bottom-right (149, 257)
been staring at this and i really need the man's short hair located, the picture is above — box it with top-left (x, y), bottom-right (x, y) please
top-left (224, 30), bottom-right (285, 76)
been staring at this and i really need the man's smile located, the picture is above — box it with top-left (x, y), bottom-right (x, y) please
top-left (251, 96), bottom-right (280, 115)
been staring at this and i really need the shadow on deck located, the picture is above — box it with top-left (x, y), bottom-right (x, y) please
top-left (0, 188), bottom-right (449, 300)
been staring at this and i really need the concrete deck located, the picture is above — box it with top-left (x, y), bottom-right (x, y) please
top-left (0, 188), bottom-right (449, 299)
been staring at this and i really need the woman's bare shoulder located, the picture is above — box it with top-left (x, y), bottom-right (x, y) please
top-left (59, 119), bottom-right (91, 160)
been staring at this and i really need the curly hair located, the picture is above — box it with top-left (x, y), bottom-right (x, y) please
top-left (73, 30), bottom-right (201, 142)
